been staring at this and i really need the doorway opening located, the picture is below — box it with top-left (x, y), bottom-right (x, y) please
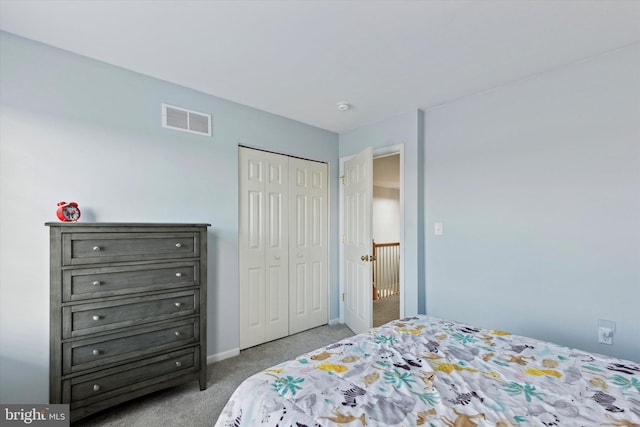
top-left (372, 153), bottom-right (400, 326)
top-left (339, 144), bottom-right (404, 333)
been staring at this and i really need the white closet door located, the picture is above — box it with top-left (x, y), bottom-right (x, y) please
top-left (239, 148), bottom-right (289, 349)
top-left (264, 152), bottom-right (289, 342)
top-left (289, 157), bottom-right (328, 334)
top-left (239, 147), bottom-right (266, 349)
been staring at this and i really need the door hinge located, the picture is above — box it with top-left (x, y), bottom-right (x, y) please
top-left (340, 175), bottom-right (346, 185)
top-left (342, 293), bottom-right (345, 302)
top-left (342, 234), bottom-right (346, 243)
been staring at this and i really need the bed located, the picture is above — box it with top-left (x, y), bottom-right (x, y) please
top-left (215, 315), bottom-right (640, 426)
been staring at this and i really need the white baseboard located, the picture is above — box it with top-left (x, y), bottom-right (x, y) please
top-left (207, 348), bottom-right (240, 365)
top-left (206, 320), bottom-right (343, 365)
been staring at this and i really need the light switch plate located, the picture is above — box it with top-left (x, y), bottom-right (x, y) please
top-left (434, 222), bottom-right (443, 236)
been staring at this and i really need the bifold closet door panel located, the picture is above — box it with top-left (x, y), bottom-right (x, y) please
top-left (239, 148), bottom-right (289, 349)
top-left (263, 152), bottom-right (289, 342)
top-left (288, 157), bottom-right (328, 334)
top-left (239, 147), bottom-right (267, 349)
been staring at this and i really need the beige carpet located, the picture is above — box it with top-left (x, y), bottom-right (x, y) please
top-left (73, 324), bottom-right (355, 426)
top-left (373, 293), bottom-right (400, 327)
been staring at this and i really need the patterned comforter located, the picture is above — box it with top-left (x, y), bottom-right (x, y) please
top-left (215, 316), bottom-right (640, 426)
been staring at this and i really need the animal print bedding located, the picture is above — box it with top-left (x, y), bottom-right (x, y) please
top-left (215, 315), bottom-right (639, 426)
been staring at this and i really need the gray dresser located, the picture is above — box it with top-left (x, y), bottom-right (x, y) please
top-left (46, 222), bottom-right (209, 422)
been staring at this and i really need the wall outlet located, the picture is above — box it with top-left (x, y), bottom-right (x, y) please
top-left (597, 319), bottom-right (616, 345)
top-left (599, 327), bottom-right (613, 345)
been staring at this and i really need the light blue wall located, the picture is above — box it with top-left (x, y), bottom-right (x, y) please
top-left (423, 44), bottom-right (640, 362)
top-left (2, 28), bottom-right (638, 406)
top-left (339, 110), bottom-right (425, 316)
top-left (0, 32), bottom-right (339, 403)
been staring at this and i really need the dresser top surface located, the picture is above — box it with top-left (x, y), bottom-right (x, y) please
top-left (45, 222), bottom-right (211, 227)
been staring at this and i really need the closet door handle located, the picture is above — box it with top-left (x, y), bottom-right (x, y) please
top-left (361, 255), bottom-right (369, 261)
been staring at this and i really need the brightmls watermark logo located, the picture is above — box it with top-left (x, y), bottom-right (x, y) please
top-left (1, 405), bottom-right (68, 426)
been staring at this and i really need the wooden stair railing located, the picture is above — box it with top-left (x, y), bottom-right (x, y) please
top-left (372, 240), bottom-right (400, 300)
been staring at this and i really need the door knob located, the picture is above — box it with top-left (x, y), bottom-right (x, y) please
top-left (361, 255), bottom-right (369, 261)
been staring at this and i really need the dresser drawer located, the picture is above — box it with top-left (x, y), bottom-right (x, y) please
top-left (63, 290), bottom-right (198, 338)
top-left (67, 349), bottom-right (197, 404)
top-left (63, 232), bottom-right (199, 265)
top-left (63, 262), bottom-right (198, 302)
top-left (64, 319), bottom-right (199, 374)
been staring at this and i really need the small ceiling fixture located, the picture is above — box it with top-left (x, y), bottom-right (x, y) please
top-left (336, 102), bottom-right (351, 111)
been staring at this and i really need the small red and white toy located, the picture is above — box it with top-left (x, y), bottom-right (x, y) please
top-left (56, 201), bottom-right (81, 222)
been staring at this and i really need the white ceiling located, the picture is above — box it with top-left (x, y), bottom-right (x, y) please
top-left (1, 0), bottom-right (639, 133)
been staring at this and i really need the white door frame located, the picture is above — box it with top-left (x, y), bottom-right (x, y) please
top-left (339, 144), bottom-right (405, 324)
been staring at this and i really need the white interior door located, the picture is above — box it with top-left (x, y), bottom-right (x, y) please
top-left (289, 157), bottom-right (328, 334)
top-left (343, 147), bottom-right (373, 334)
top-left (239, 148), bottom-right (289, 349)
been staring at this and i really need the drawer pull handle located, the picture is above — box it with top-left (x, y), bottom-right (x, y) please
top-left (174, 331), bottom-right (182, 337)
top-left (175, 361), bottom-right (183, 368)
top-left (92, 280), bottom-right (102, 286)
top-left (175, 243), bottom-right (183, 248)
top-left (92, 349), bottom-right (101, 356)
top-left (92, 384), bottom-right (101, 392)
top-left (92, 246), bottom-right (101, 252)
top-left (174, 302), bottom-right (183, 308)
top-left (175, 272), bottom-right (183, 277)
top-left (92, 315), bottom-right (102, 321)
